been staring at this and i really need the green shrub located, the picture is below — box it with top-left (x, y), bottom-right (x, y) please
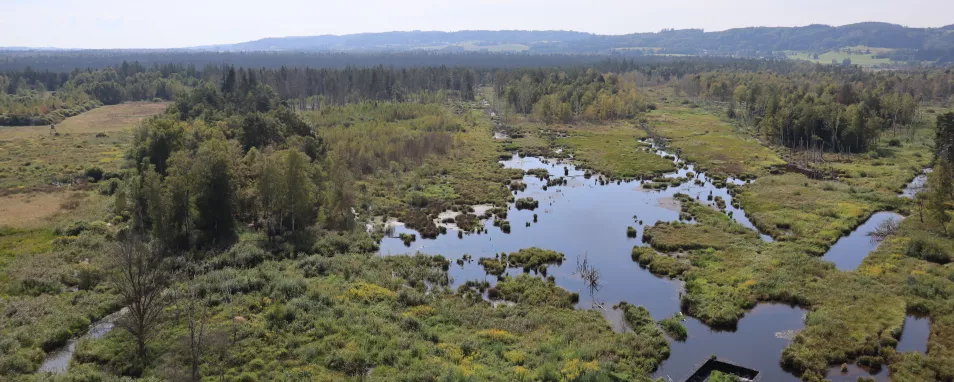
top-left (313, 231), bottom-right (378, 256)
top-left (905, 237), bottom-right (952, 264)
top-left (76, 263), bottom-right (106, 291)
top-left (98, 178), bottom-right (121, 195)
top-left (84, 167), bottom-right (104, 182)
top-left (223, 242), bottom-right (268, 268)
top-left (400, 233), bottom-right (416, 246)
top-left (496, 274), bottom-right (576, 308)
top-left (273, 277), bottom-right (307, 301)
top-left (708, 371), bottom-right (741, 382)
top-left (478, 258), bottom-right (507, 276)
top-left (265, 304), bottom-right (299, 330)
top-left (515, 197), bottom-right (538, 210)
top-left (659, 314), bottom-right (688, 341)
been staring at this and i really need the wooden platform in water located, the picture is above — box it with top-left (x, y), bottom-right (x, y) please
top-left (684, 358), bottom-right (760, 382)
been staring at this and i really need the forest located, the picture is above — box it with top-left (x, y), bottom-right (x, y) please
top-left (2, 53), bottom-right (954, 382)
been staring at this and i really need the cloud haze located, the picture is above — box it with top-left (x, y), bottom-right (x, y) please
top-left (2, 0), bottom-right (951, 49)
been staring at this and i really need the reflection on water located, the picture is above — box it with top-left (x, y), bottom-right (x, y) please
top-left (897, 315), bottom-right (930, 354)
top-left (822, 212), bottom-right (904, 271)
top-left (378, 152), bottom-right (797, 377)
top-left (653, 304), bottom-right (806, 382)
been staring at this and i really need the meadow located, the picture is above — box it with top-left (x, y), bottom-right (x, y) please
top-left (785, 47), bottom-right (897, 67)
top-left (0, 102), bottom-right (165, 376)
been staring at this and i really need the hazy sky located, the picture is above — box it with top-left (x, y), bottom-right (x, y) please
top-left (3, 0), bottom-right (952, 49)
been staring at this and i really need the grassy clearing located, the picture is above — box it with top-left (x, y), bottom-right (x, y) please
top-left (0, 102), bottom-right (169, 139)
top-left (644, 194), bottom-right (760, 252)
top-left (415, 42), bottom-right (530, 52)
top-left (737, 128), bottom-right (931, 254)
top-left (551, 122), bottom-right (675, 178)
top-left (646, 106), bottom-right (785, 178)
top-left (0, 227), bottom-right (120, 375)
top-left (857, 217), bottom-right (954, 379)
top-left (824, 130), bottom-right (935, 193)
top-left (785, 49), bottom-right (896, 67)
top-left (738, 173), bottom-right (886, 254)
top-left (494, 104), bottom-right (676, 178)
top-left (0, 102), bottom-right (167, 191)
top-left (0, 192), bottom-right (85, 229)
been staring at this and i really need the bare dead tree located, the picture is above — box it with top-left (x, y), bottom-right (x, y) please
top-left (112, 237), bottom-right (168, 359)
top-left (574, 252), bottom-right (602, 295)
top-left (181, 275), bottom-right (211, 382)
top-left (869, 218), bottom-right (900, 242)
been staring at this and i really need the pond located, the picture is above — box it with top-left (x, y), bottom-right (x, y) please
top-left (897, 315), bottom-right (931, 354)
top-left (38, 308), bottom-right (127, 374)
top-left (378, 149), bottom-right (795, 378)
top-left (653, 304), bottom-right (806, 382)
top-left (821, 211), bottom-right (904, 271)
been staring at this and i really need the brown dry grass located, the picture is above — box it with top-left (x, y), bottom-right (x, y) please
top-left (0, 192), bottom-right (85, 229)
top-left (0, 102), bottom-right (168, 140)
top-left (0, 102), bottom-right (167, 190)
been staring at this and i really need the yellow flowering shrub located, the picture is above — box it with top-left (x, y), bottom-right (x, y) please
top-left (403, 305), bottom-right (435, 318)
top-left (476, 328), bottom-right (518, 343)
top-left (561, 358), bottom-right (599, 380)
top-left (347, 282), bottom-right (397, 302)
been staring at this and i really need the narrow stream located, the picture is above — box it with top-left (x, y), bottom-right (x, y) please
top-left (822, 211), bottom-right (903, 271)
top-left (821, 167), bottom-right (935, 381)
top-left (38, 308), bottom-right (127, 374)
top-left (379, 146), bottom-right (800, 379)
top-left (900, 168), bottom-right (932, 198)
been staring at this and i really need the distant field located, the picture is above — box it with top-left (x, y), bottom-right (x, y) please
top-left (785, 47), bottom-right (896, 67)
top-left (0, 102), bottom-right (166, 228)
top-left (415, 41), bottom-right (529, 52)
top-left (0, 102), bottom-right (168, 139)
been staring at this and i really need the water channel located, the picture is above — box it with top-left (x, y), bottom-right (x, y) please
top-left (819, 168), bottom-right (935, 381)
top-left (38, 144), bottom-right (932, 378)
top-left (379, 145), bottom-right (806, 380)
top-left (38, 308), bottom-right (127, 374)
top-left (822, 211), bottom-right (904, 271)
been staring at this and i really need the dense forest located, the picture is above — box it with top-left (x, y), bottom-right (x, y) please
top-left (0, 56), bottom-right (801, 126)
top-left (0, 51), bottom-right (627, 72)
top-left (673, 69), bottom-right (954, 153)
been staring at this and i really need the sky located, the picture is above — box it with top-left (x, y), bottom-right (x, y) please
top-left (2, 0), bottom-right (952, 49)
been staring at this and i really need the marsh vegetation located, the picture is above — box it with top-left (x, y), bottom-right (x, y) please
top-left (3, 57), bottom-right (954, 382)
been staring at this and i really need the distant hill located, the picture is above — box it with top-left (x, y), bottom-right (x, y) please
top-left (189, 23), bottom-right (954, 63)
top-left (195, 30), bottom-right (593, 52)
top-left (5, 23), bottom-right (954, 65)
